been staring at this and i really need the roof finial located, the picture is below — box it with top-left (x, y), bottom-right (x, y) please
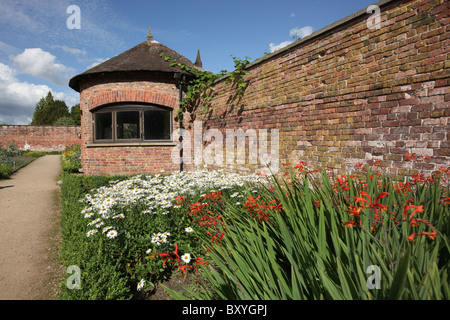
top-left (147, 27), bottom-right (154, 43)
top-left (194, 49), bottom-right (203, 68)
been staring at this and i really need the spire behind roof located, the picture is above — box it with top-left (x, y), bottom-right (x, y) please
top-left (147, 27), bottom-right (158, 44)
top-left (194, 49), bottom-right (203, 68)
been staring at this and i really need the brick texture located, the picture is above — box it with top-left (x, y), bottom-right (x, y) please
top-left (185, 0), bottom-right (449, 176)
top-left (0, 125), bottom-right (81, 151)
top-left (79, 72), bottom-right (182, 175)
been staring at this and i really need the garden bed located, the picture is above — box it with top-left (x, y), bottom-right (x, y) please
top-left (7, 156), bottom-right (36, 172)
top-left (58, 156), bottom-right (449, 300)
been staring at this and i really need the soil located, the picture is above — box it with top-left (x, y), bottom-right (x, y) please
top-left (0, 155), bottom-right (65, 300)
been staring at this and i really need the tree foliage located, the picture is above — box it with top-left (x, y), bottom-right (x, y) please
top-left (31, 92), bottom-right (80, 126)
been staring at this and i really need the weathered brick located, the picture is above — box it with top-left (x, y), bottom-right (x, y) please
top-left (62, 0), bottom-right (450, 177)
top-left (0, 126), bottom-right (81, 151)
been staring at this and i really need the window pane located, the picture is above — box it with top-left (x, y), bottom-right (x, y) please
top-left (117, 111), bottom-right (140, 140)
top-left (95, 112), bottom-right (112, 140)
top-left (144, 109), bottom-right (171, 140)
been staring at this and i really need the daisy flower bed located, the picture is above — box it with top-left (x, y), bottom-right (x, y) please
top-left (59, 170), bottom-right (268, 300)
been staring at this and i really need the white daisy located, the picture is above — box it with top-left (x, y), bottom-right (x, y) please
top-left (102, 226), bottom-right (112, 232)
top-left (87, 229), bottom-right (97, 237)
top-left (83, 211), bottom-right (94, 218)
top-left (185, 227), bottom-right (194, 233)
top-left (181, 253), bottom-right (191, 264)
top-left (87, 218), bottom-right (101, 226)
top-left (106, 230), bottom-right (118, 239)
top-left (137, 279), bottom-right (145, 291)
top-left (95, 221), bottom-right (104, 228)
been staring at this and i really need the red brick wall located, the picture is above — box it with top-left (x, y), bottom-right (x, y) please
top-left (79, 72), bottom-right (182, 175)
top-left (82, 145), bottom-right (179, 175)
top-left (0, 125), bottom-right (81, 151)
top-left (187, 0), bottom-right (449, 176)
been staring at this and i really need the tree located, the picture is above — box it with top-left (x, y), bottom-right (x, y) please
top-left (54, 116), bottom-right (76, 126)
top-left (70, 104), bottom-right (81, 125)
top-left (31, 92), bottom-right (71, 125)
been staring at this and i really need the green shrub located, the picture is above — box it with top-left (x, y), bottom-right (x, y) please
top-left (0, 162), bottom-right (12, 179)
top-left (0, 142), bottom-right (24, 158)
top-left (24, 150), bottom-right (61, 158)
top-left (59, 173), bottom-right (133, 299)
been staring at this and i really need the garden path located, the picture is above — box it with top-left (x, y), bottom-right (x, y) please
top-left (0, 155), bottom-right (64, 300)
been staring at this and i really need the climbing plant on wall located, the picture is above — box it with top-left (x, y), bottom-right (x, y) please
top-left (160, 53), bottom-right (251, 119)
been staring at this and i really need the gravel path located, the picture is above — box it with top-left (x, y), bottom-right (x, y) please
top-left (0, 155), bottom-right (64, 300)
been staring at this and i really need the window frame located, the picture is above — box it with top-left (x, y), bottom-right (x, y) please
top-left (92, 103), bottom-right (173, 143)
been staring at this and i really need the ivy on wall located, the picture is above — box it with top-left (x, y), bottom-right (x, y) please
top-left (160, 53), bottom-right (251, 120)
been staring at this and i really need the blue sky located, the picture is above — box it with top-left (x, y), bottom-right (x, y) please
top-left (0, 0), bottom-right (376, 124)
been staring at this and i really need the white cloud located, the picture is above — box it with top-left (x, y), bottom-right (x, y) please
top-left (12, 48), bottom-right (75, 86)
top-left (290, 12), bottom-right (296, 18)
top-left (269, 41), bottom-right (294, 53)
top-left (268, 26), bottom-right (314, 53)
top-left (0, 63), bottom-right (67, 124)
top-left (290, 26), bottom-right (314, 39)
top-left (51, 45), bottom-right (87, 56)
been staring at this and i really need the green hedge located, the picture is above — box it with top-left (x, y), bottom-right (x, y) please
top-left (59, 173), bottom-right (133, 299)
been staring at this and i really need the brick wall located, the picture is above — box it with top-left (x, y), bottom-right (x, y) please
top-left (0, 125), bottom-right (81, 151)
top-left (186, 0), bottom-right (449, 176)
top-left (79, 72), bottom-right (182, 175)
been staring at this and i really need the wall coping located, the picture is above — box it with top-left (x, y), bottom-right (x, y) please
top-left (214, 0), bottom-right (399, 84)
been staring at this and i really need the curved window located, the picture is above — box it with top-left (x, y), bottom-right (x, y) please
top-left (93, 104), bottom-right (172, 143)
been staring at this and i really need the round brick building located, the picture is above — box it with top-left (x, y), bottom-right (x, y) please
top-left (69, 29), bottom-right (201, 175)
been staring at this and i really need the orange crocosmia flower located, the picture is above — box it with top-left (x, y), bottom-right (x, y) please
top-left (354, 191), bottom-right (389, 211)
top-left (419, 232), bottom-right (437, 240)
top-left (189, 202), bottom-right (208, 217)
top-left (354, 193), bottom-right (370, 205)
top-left (195, 257), bottom-right (207, 268)
top-left (375, 192), bottom-right (390, 203)
top-left (442, 197), bottom-right (450, 205)
top-left (348, 205), bottom-right (363, 217)
top-left (402, 205), bottom-right (424, 220)
top-left (409, 218), bottom-right (419, 227)
top-left (407, 233), bottom-right (416, 242)
top-left (175, 195), bottom-right (185, 204)
top-left (344, 220), bottom-right (357, 228)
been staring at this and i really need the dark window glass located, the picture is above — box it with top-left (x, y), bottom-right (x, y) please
top-left (95, 112), bottom-right (112, 140)
top-left (117, 111), bottom-right (140, 140)
top-left (144, 109), bottom-right (171, 140)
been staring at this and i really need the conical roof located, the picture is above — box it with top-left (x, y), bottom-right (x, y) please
top-left (69, 40), bottom-right (199, 92)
